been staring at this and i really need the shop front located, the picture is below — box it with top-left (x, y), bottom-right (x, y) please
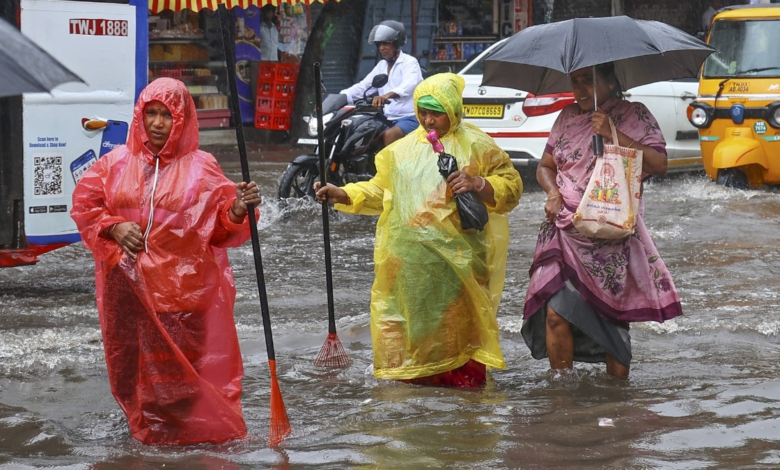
top-left (429, 0), bottom-right (531, 73)
top-left (146, 0), bottom-right (528, 131)
top-left (147, 1), bottom-right (320, 130)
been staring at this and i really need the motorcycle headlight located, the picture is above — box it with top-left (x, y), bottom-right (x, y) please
top-left (687, 102), bottom-right (713, 129)
top-left (765, 102), bottom-right (780, 128)
top-left (307, 112), bottom-right (335, 137)
top-left (307, 116), bottom-right (318, 137)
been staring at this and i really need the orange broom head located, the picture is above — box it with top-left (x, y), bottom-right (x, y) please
top-left (314, 331), bottom-right (350, 369)
top-left (268, 359), bottom-right (291, 447)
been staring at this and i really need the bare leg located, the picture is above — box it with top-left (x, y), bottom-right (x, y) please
top-left (545, 305), bottom-right (573, 370)
top-left (606, 354), bottom-right (630, 378)
top-left (382, 125), bottom-right (404, 147)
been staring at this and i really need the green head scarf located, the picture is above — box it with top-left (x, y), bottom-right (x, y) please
top-left (417, 95), bottom-right (446, 113)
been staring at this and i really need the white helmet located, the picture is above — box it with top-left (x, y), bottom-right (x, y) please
top-left (367, 20), bottom-right (407, 48)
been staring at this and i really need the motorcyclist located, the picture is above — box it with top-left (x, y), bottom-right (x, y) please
top-left (340, 20), bottom-right (423, 147)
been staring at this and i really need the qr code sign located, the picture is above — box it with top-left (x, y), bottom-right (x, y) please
top-left (33, 155), bottom-right (63, 197)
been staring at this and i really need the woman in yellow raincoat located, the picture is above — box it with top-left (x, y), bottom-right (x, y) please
top-left (315, 73), bottom-right (522, 387)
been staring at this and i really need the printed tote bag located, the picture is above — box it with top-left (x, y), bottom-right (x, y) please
top-left (573, 120), bottom-right (643, 239)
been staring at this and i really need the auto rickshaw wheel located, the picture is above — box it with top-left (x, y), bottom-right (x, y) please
top-left (716, 168), bottom-right (749, 189)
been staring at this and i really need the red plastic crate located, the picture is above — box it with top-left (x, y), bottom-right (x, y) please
top-left (255, 112), bottom-right (272, 129)
top-left (270, 113), bottom-right (290, 130)
top-left (256, 81), bottom-right (274, 98)
top-left (258, 63), bottom-right (276, 81)
top-left (256, 97), bottom-right (273, 114)
top-left (273, 98), bottom-right (292, 116)
top-left (275, 64), bottom-right (298, 83)
top-left (273, 82), bottom-right (295, 98)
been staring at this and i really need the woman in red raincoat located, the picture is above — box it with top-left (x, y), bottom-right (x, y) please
top-left (70, 78), bottom-right (259, 445)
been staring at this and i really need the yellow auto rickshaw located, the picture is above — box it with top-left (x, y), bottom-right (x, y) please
top-left (688, 5), bottom-right (780, 188)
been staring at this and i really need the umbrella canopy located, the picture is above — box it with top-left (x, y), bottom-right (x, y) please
top-left (0, 16), bottom-right (83, 98)
top-left (149, 0), bottom-right (339, 13)
top-left (482, 16), bottom-right (714, 96)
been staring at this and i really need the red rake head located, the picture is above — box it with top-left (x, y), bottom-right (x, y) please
top-left (268, 359), bottom-right (291, 447)
top-left (314, 332), bottom-right (350, 368)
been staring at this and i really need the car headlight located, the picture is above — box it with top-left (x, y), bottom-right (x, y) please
top-left (765, 102), bottom-right (780, 128)
top-left (306, 112), bottom-right (335, 137)
top-left (687, 102), bottom-right (713, 129)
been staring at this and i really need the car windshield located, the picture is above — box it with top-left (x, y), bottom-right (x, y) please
top-left (703, 19), bottom-right (780, 78)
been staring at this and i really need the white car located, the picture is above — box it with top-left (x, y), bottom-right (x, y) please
top-left (459, 39), bottom-right (703, 175)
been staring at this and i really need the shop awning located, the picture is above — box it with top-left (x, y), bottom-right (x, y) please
top-left (149, 0), bottom-right (340, 14)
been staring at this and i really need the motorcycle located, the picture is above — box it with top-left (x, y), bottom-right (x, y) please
top-left (277, 74), bottom-right (391, 199)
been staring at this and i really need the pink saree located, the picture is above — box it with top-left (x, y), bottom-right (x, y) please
top-left (523, 98), bottom-right (683, 328)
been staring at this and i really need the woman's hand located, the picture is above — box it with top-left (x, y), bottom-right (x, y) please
top-left (537, 152), bottom-right (563, 222)
top-left (231, 182), bottom-right (261, 222)
top-left (591, 110), bottom-right (613, 140)
top-left (313, 182), bottom-right (350, 205)
top-left (544, 192), bottom-right (563, 223)
top-left (446, 171), bottom-right (486, 194)
top-left (111, 222), bottom-right (144, 259)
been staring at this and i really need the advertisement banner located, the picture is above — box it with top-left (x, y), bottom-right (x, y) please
top-left (21, 0), bottom-right (138, 245)
top-left (234, 6), bottom-right (262, 124)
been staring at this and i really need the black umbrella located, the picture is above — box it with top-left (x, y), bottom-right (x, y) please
top-left (482, 16), bottom-right (714, 96)
top-left (0, 16), bottom-right (84, 97)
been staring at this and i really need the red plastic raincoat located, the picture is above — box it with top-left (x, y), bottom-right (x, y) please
top-left (71, 78), bottom-right (251, 445)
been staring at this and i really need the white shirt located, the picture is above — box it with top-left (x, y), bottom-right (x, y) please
top-left (340, 51), bottom-right (423, 121)
top-left (260, 22), bottom-right (279, 62)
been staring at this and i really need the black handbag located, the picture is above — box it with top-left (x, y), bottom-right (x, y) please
top-left (437, 152), bottom-right (489, 231)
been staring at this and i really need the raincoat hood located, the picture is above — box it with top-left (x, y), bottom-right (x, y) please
top-left (413, 72), bottom-right (465, 136)
top-left (127, 77), bottom-right (199, 165)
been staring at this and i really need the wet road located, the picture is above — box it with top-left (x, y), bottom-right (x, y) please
top-left (2, 155), bottom-right (780, 469)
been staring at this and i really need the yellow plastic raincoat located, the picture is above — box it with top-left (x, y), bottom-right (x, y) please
top-left (335, 73), bottom-right (523, 380)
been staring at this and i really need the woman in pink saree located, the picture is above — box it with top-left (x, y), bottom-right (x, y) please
top-left (522, 63), bottom-right (683, 377)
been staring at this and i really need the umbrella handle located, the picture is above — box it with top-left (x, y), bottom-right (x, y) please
top-left (591, 65), bottom-right (604, 156)
top-left (593, 134), bottom-right (604, 157)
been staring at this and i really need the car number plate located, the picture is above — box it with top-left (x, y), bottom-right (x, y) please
top-left (297, 138), bottom-right (318, 145)
top-left (464, 104), bottom-right (504, 119)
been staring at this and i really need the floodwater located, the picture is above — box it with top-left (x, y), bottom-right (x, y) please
top-left (2, 155), bottom-right (780, 469)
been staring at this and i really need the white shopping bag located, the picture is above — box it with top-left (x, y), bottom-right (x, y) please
top-left (572, 120), bottom-right (643, 239)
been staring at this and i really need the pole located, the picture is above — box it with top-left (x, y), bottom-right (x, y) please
top-left (314, 63), bottom-right (336, 336)
top-left (312, 62), bottom-right (350, 369)
top-left (411, 0), bottom-right (417, 57)
top-left (218, 4), bottom-right (290, 446)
